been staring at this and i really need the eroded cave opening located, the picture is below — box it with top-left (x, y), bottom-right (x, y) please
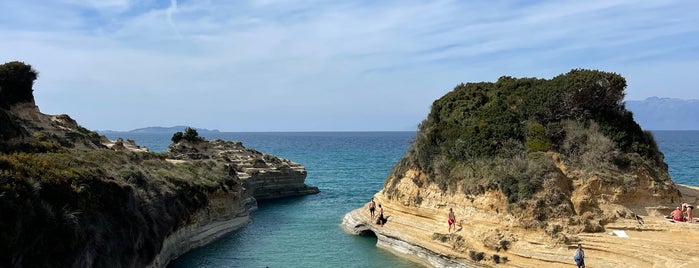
top-left (358, 229), bottom-right (377, 237)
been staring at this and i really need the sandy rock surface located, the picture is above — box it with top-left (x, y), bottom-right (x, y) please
top-left (345, 184), bottom-right (699, 267)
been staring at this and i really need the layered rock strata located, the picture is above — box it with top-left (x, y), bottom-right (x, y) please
top-left (167, 139), bottom-right (320, 200)
top-left (1, 62), bottom-right (320, 267)
top-left (148, 194), bottom-right (257, 268)
top-left (344, 169), bottom-right (699, 268)
top-left (343, 70), bottom-right (698, 267)
top-left (1, 104), bottom-right (318, 267)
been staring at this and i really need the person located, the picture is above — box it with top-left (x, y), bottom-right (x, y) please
top-left (368, 198), bottom-right (376, 219)
top-left (573, 243), bottom-right (585, 268)
top-left (376, 204), bottom-right (385, 227)
top-left (682, 203), bottom-right (694, 222)
top-left (670, 207), bottom-right (685, 222)
top-left (448, 208), bottom-right (456, 233)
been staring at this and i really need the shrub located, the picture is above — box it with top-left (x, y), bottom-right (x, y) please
top-left (183, 127), bottom-right (203, 142)
top-left (171, 127), bottom-right (205, 143)
top-left (469, 250), bottom-right (485, 262)
top-left (171, 132), bottom-right (184, 143)
top-left (385, 69), bottom-right (664, 205)
top-left (525, 122), bottom-right (551, 152)
top-left (0, 61), bottom-right (38, 108)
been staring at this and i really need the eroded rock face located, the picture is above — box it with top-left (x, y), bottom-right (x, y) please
top-left (148, 192), bottom-right (256, 268)
top-left (167, 139), bottom-right (319, 200)
top-left (343, 162), bottom-right (698, 267)
top-left (341, 71), bottom-right (693, 267)
top-left (0, 103), bottom-right (317, 267)
top-left (1, 65), bottom-right (320, 268)
top-left (1, 102), bottom-right (105, 150)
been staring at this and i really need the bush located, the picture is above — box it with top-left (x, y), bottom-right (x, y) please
top-left (469, 250), bottom-right (485, 262)
top-left (525, 122), bottom-right (551, 152)
top-left (171, 127), bottom-right (205, 143)
top-left (171, 132), bottom-right (184, 143)
top-left (385, 69), bottom-right (662, 205)
top-left (0, 147), bottom-right (234, 267)
top-left (0, 61), bottom-right (38, 108)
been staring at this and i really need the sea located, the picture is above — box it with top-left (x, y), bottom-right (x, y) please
top-left (101, 130), bottom-right (699, 268)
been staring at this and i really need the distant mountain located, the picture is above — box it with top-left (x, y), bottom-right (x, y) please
top-left (101, 126), bottom-right (220, 134)
top-left (626, 97), bottom-right (699, 130)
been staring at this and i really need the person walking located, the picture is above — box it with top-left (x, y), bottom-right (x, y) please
top-left (368, 198), bottom-right (376, 219)
top-left (573, 243), bottom-right (585, 268)
top-left (448, 208), bottom-right (456, 233)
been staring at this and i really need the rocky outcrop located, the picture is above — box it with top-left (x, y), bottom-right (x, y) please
top-left (1, 86), bottom-right (316, 267)
top-left (168, 139), bottom-right (319, 200)
top-left (343, 71), bottom-right (698, 267)
top-left (343, 209), bottom-right (474, 268)
top-left (344, 174), bottom-right (699, 267)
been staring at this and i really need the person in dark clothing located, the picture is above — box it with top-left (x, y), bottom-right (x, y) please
top-left (573, 243), bottom-right (585, 268)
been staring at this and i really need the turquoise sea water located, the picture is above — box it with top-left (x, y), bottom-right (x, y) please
top-left (102, 131), bottom-right (699, 268)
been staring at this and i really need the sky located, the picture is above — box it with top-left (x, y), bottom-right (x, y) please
top-left (1, 0), bottom-right (698, 131)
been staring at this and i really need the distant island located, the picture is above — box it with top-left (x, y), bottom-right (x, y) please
top-left (100, 126), bottom-right (221, 134)
top-left (626, 97), bottom-right (699, 130)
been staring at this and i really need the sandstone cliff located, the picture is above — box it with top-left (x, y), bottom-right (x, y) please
top-left (0, 61), bottom-right (318, 267)
top-left (343, 70), bottom-right (699, 267)
top-left (168, 138), bottom-right (319, 200)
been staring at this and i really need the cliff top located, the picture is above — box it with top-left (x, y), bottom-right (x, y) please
top-left (385, 69), bottom-right (676, 220)
top-left (0, 61), bottom-right (314, 267)
top-left (344, 69), bottom-right (688, 267)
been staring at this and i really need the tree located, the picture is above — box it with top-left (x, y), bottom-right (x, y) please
top-left (171, 132), bottom-right (184, 143)
top-left (182, 127), bottom-right (204, 142)
top-left (171, 127), bottom-right (204, 143)
top-left (0, 61), bottom-right (39, 108)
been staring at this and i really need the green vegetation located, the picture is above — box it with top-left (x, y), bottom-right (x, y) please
top-left (171, 127), bottom-right (205, 143)
top-left (387, 69), bottom-right (665, 210)
top-left (0, 62), bottom-right (241, 267)
top-left (0, 61), bottom-right (38, 108)
top-left (0, 149), bottom-right (239, 267)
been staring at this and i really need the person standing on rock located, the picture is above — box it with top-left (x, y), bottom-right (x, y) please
top-left (448, 208), bottom-right (456, 233)
top-left (369, 198), bottom-right (376, 219)
top-left (377, 204), bottom-right (385, 227)
top-left (573, 243), bottom-right (585, 268)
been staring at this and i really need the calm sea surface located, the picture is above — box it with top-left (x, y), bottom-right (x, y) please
top-left (102, 131), bottom-right (699, 268)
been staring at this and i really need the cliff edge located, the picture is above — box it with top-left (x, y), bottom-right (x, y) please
top-left (343, 69), bottom-right (699, 267)
top-left (0, 61), bottom-right (318, 267)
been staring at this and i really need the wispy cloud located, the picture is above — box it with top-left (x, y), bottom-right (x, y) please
top-left (0, 0), bottom-right (697, 131)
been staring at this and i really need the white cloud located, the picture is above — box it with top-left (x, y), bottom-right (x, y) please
top-left (1, 0), bottom-right (698, 131)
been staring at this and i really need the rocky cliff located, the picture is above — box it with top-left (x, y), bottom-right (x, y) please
top-left (0, 61), bottom-right (318, 267)
top-left (168, 138), bottom-right (319, 200)
top-left (343, 70), bottom-right (699, 267)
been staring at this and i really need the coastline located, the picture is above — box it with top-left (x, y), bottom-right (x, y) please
top-left (342, 210), bottom-right (474, 268)
top-left (342, 184), bottom-right (699, 267)
top-left (148, 195), bottom-right (257, 268)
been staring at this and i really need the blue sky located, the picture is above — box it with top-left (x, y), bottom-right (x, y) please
top-left (1, 0), bottom-right (698, 131)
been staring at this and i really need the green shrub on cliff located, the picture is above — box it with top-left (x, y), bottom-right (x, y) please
top-left (387, 69), bottom-right (665, 209)
top-left (172, 127), bottom-right (205, 143)
top-left (0, 61), bottom-right (38, 108)
top-left (0, 62), bottom-right (252, 267)
top-left (0, 150), bottom-right (237, 267)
